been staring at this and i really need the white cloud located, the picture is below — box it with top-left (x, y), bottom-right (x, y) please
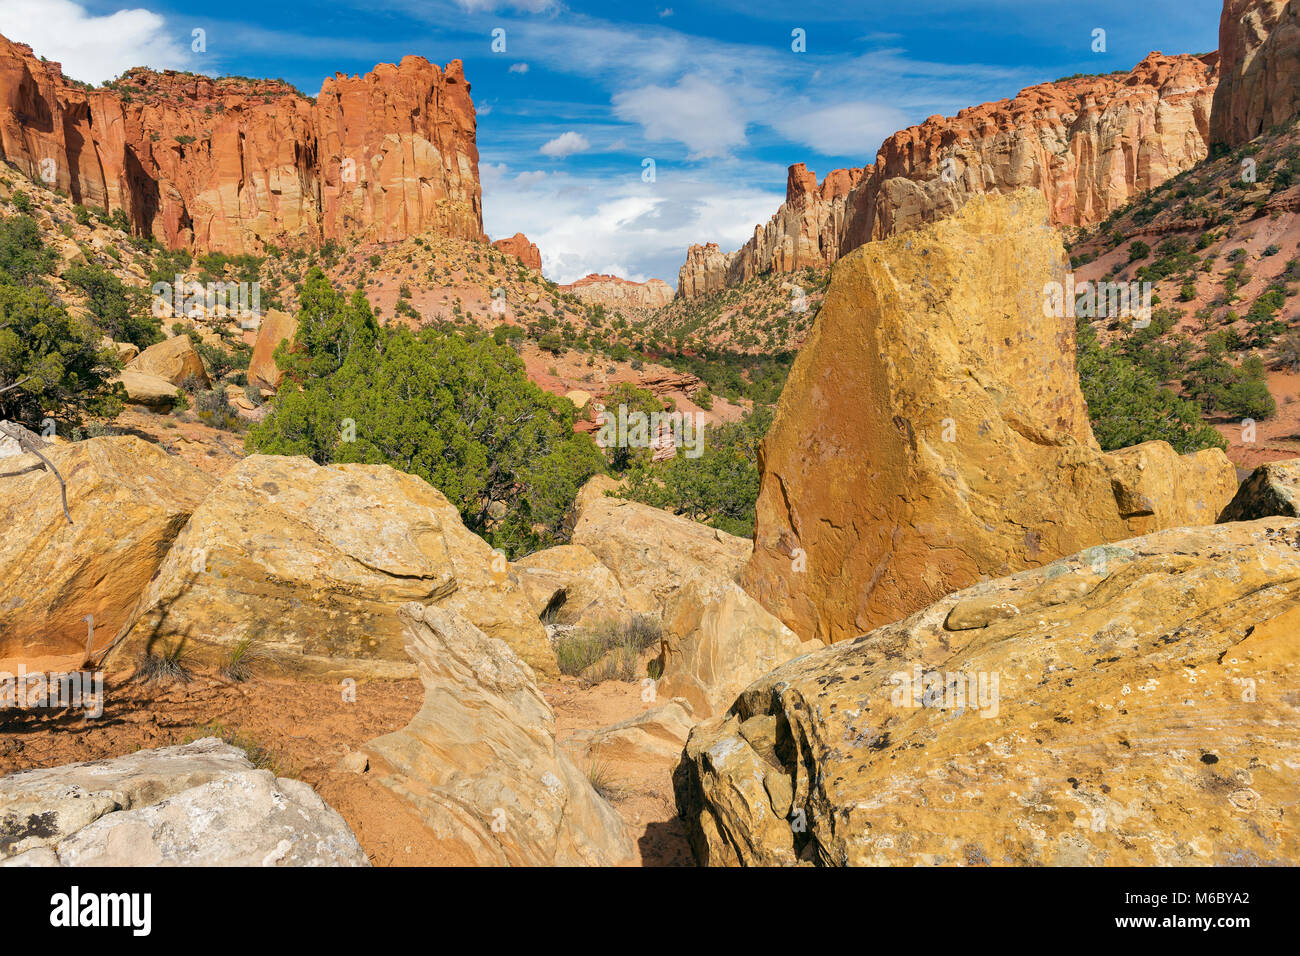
top-left (454, 0), bottom-right (557, 12)
top-left (658, 7), bottom-right (674, 16)
top-left (612, 75), bottom-right (746, 160)
top-left (0, 0), bottom-right (195, 84)
top-left (481, 161), bottom-right (783, 285)
top-left (769, 101), bottom-right (911, 158)
top-left (539, 131), bottom-right (590, 158)
top-left (508, 62), bottom-right (529, 73)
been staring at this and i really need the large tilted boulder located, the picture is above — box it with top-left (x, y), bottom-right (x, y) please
top-left (125, 333), bottom-right (209, 387)
top-left (114, 369), bottom-right (181, 408)
top-left (678, 519), bottom-right (1300, 866)
top-left (358, 603), bottom-right (635, 866)
top-left (1220, 458), bottom-right (1300, 521)
top-left (0, 437), bottom-right (214, 658)
top-left (110, 454), bottom-right (556, 678)
top-left (742, 190), bottom-right (1237, 644)
top-left (0, 739), bottom-right (368, 866)
top-left (572, 482), bottom-right (752, 619)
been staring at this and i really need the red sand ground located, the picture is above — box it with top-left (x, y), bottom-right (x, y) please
top-left (0, 661), bottom-right (692, 867)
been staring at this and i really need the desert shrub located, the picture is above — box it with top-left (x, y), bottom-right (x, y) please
top-left (0, 213), bottom-right (56, 285)
top-left (219, 637), bottom-right (261, 682)
top-left (555, 615), bottom-right (661, 682)
top-left (63, 263), bottom-right (161, 348)
top-left (0, 282), bottom-right (123, 428)
top-left (1182, 342), bottom-right (1277, 420)
top-left (1075, 316), bottom-right (1226, 452)
top-left (620, 405), bottom-right (770, 536)
top-left (135, 642), bottom-right (192, 685)
top-left (247, 272), bottom-right (604, 557)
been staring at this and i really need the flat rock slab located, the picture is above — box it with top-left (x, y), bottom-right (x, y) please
top-left (0, 738), bottom-right (368, 866)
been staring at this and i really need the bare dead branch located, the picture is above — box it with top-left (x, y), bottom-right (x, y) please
top-left (0, 421), bottom-right (72, 524)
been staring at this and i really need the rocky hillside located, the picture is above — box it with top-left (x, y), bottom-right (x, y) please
top-left (1067, 120), bottom-right (1300, 469)
top-left (0, 33), bottom-right (483, 254)
top-left (677, 52), bottom-right (1217, 298)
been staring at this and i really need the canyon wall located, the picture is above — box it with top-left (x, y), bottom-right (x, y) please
top-left (1210, 0), bottom-right (1300, 146)
top-left (677, 52), bottom-right (1218, 298)
top-left (0, 33), bottom-right (483, 253)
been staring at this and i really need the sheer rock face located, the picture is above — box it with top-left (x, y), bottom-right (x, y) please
top-left (741, 190), bottom-right (1237, 645)
top-left (560, 273), bottom-right (674, 310)
top-left (111, 454), bottom-right (556, 679)
top-left (677, 53), bottom-right (1217, 298)
top-left (0, 437), bottom-right (214, 658)
top-left (1211, 0), bottom-right (1300, 146)
top-left (359, 603), bottom-right (635, 867)
top-left (491, 232), bottom-right (542, 271)
top-left (0, 34), bottom-right (483, 253)
top-left (679, 520), bottom-right (1300, 866)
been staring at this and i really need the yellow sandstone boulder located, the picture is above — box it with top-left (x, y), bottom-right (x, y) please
top-left (0, 437), bottom-right (214, 658)
top-left (742, 190), bottom-right (1237, 644)
top-left (126, 333), bottom-right (209, 387)
top-left (678, 519), bottom-right (1300, 866)
top-left (110, 454), bottom-right (556, 678)
top-left (358, 603), bottom-right (635, 865)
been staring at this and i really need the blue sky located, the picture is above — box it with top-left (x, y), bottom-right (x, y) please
top-left (1, 0), bottom-right (1222, 283)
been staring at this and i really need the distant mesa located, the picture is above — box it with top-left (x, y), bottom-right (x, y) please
top-left (560, 273), bottom-right (674, 310)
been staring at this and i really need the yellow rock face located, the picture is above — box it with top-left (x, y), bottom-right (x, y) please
top-left (513, 544), bottom-right (630, 628)
top-left (679, 519), bottom-right (1300, 866)
top-left (359, 603), bottom-right (635, 866)
top-left (658, 577), bottom-right (814, 718)
top-left (0, 437), bottom-right (214, 658)
top-left (742, 190), bottom-right (1237, 644)
top-left (111, 454), bottom-right (556, 678)
top-left (572, 486), bottom-right (752, 620)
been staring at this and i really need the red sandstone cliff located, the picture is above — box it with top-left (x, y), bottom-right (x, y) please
top-left (0, 33), bottom-right (483, 252)
top-left (1210, 0), bottom-right (1300, 146)
top-left (677, 52), bottom-right (1218, 298)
